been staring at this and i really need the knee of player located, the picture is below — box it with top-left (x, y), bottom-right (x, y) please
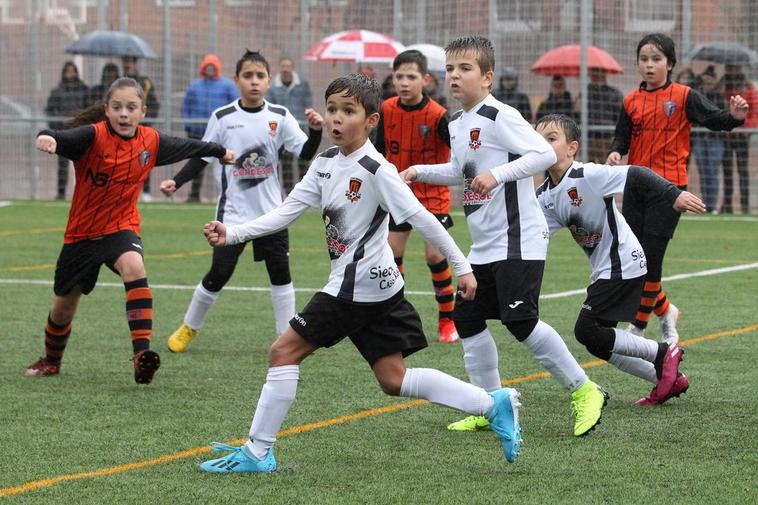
top-left (377, 375), bottom-right (403, 396)
top-left (573, 315), bottom-right (597, 348)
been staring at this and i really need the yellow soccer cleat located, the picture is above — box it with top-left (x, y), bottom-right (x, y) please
top-left (570, 380), bottom-right (609, 436)
top-left (447, 415), bottom-right (491, 431)
top-left (167, 324), bottom-right (198, 353)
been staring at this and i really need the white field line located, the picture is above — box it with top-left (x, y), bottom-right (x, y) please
top-left (2, 262), bottom-right (757, 298)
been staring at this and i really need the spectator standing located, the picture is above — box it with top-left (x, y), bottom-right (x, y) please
top-left (492, 67), bottom-right (532, 122)
top-left (87, 63), bottom-right (120, 105)
top-left (720, 64), bottom-right (758, 213)
top-left (691, 66), bottom-right (726, 213)
top-left (122, 56), bottom-right (160, 201)
top-left (424, 73), bottom-right (447, 109)
top-left (535, 75), bottom-right (573, 121)
top-left (45, 61), bottom-right (89, 200)
top-left (573, 68), bottom-right (624, 163)
top-left (266, 57), bottom-right (314, 192)
top-left (181, 54), bottom-right (239, 202)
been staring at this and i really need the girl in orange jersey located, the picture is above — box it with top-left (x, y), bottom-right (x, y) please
top-left (27, 77), bottom-right (234, 384)
top-left (607, 33), bottom-right (748, 343)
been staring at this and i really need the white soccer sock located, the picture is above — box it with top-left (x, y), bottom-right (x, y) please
top-left (608, 354), bottom-right (657, 383)
top-left (461, 329), bottom-right (502, 392)
top-left (184, 283), bottom-right (220, 330)
top-left (247, 365), bottom-right (299, 459)
top-left (270, 283), bottom-right (296, 335)
top-left (400, 367), bottom-right (494, 415)
top-left (611, 328), bottom-right (659, 362)
top-left (522, 320), bottom-right (587, 392)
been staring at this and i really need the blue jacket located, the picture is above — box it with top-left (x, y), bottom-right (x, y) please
top-left (181, 55), bottom-right (238, 136)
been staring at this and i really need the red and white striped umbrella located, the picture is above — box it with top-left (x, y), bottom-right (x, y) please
top-left (304, 30), bottom-right (405, 63)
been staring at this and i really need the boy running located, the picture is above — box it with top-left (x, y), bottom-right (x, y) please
top-left (536, 114), bottom-right (703, 406)
top-left (198, 74), bottom-right (523, 473)
top-left (160, 50), bottom-right (323, 351)
top-left (375, 50), bottom-right (458, 343)
top-left (402, 36), bottom-right (607, 437)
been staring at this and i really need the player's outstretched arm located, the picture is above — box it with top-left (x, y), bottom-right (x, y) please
top-left (673, 191), bottom-right (706, 213)
top-left (203, 220), bottom-right (227, 247)
top-left (36, 135), bottom-right (57, 154)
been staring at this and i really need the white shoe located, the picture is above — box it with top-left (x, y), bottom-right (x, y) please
top-left (626, 322), bottom-right (646, 337)
top-left (659, 303), bottom-right (680, 345)
top-left (140, 192), bottom-right (153, 202)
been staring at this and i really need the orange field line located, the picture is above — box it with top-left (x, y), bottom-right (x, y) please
top-left (2, 323), bottom-right (756, 499)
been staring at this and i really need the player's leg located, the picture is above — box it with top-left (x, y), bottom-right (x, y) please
top-left (424, 241), bottom-right (458, 344)
top-left (360, 294), bottom-right (520, 463)
top-left (256, 231), bottom-right (296, 336)
top-left (200, 326), bottom-right (317, 474)
top-left (112, 242), bottom-right (161, 384)
top-left (168, 242), bottom-right (245, 352)
top-left (26, 289), bottom-right (82, 377)
top-left (497, 260), bottom-right (607, 436)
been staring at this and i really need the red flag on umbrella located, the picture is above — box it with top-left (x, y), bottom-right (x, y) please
top-left (531, 44), bottom-right (623, 77)
top-left (304, 30), bottom-right (405, 63)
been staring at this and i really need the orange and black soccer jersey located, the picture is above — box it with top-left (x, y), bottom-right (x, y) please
top-left (610, 81), bottom-right (743, 186)
top-left (376, 96), bottom-right (451, 213)
top-left (64, 122), bottom-right (158, 243)
top-left (43, 120), bottom-right (226, 244)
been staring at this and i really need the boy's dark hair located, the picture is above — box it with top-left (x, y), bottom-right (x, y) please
top-left (444, 35), bottom-right (495, 74)
top-left (324, 73), bottom-right (381, 116)
top-left (535, 113), bottom-right (581, 144)
top-left (236, 49), bottom-right (270, 76)
top-left (637, 33), bottom-right (677, 73)
top-left (393, 50), bottom-right (428, 75)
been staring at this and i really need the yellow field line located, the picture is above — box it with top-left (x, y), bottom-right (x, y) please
top-left (1, 324), bottom-right (756, 499)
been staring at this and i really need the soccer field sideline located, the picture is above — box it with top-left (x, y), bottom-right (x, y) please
top-left (2, 322), bottom-right (756, 499)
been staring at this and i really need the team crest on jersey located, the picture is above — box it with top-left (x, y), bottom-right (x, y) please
top-left (662, 101), bottom-right (677, 117)
top-left (418, 124), bottom-right (432, 139)
top-left (268, 121), bottom-right (278, 137)
top-left (567, 186), bottom-right (583, 207)
top-left (345, 177), bottom-right (363, 202)
top-left (469, 128), bottom-right (482, 150)
top-left (139, 150), bottom-right (151, 167)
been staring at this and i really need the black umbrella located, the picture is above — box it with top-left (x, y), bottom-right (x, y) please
top-left (65, 30), bottom-right (158, 59)
top-left (684, 41), bottom-right (758, 67)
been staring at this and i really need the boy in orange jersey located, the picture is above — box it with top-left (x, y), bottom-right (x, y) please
top-left (375, 50), bottom-right (458, 343)
top-left (607, 33), bottom-right (748, 343)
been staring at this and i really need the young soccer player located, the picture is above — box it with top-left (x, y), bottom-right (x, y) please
top-left (402, 35), bottom-right (608, 437)
top-left (160, 50), bottom-right (323, 352)
top-left (536, 113), bottom-right (704, 406)
top-left (27, 77), bottom-right (235, 384)
top-left (374, 50), bottom-right (458, 343)
top-left (607, 33), bottom-right (748, 342)
top-left (198, 74), bottom-right (523, 473)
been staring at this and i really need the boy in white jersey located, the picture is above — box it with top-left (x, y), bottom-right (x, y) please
top-left (402, 36), bottom-right (607, 437)
top-left (159, 51), bottom-right (323, 352)
top-left (535, 114), bottom-right (703, 406)
top-left (198, 74), bottom-right (523, 473)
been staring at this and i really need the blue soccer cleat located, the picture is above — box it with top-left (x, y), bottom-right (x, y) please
top-left (199, 442), bottom-right (277, 474)
top-left (485, 388), bottom-right (523, 463)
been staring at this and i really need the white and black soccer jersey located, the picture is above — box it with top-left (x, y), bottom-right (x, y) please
top-left (536, 161), bottom-right (647, 282)
top-left (202, 99), bottom-right (307, 226)
top-left (227, 140), bottom-right (469, 303)
top-left (417, 94), bottom-right (554, 264)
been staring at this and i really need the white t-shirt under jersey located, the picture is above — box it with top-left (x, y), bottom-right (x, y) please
top-left (202, 99), bottom-right (307, 226)
top-left (226, 140), bottom-right (470, 303)
top-left (536, 161), bottom-right (647, 283)
top-left (415, 94), bottom-right (555, 264)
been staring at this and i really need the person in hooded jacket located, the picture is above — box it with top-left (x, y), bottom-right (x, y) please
top-left (181, 54), bottom-right (239, 201)
top-left (45, 61), bottom-right (89, 200)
